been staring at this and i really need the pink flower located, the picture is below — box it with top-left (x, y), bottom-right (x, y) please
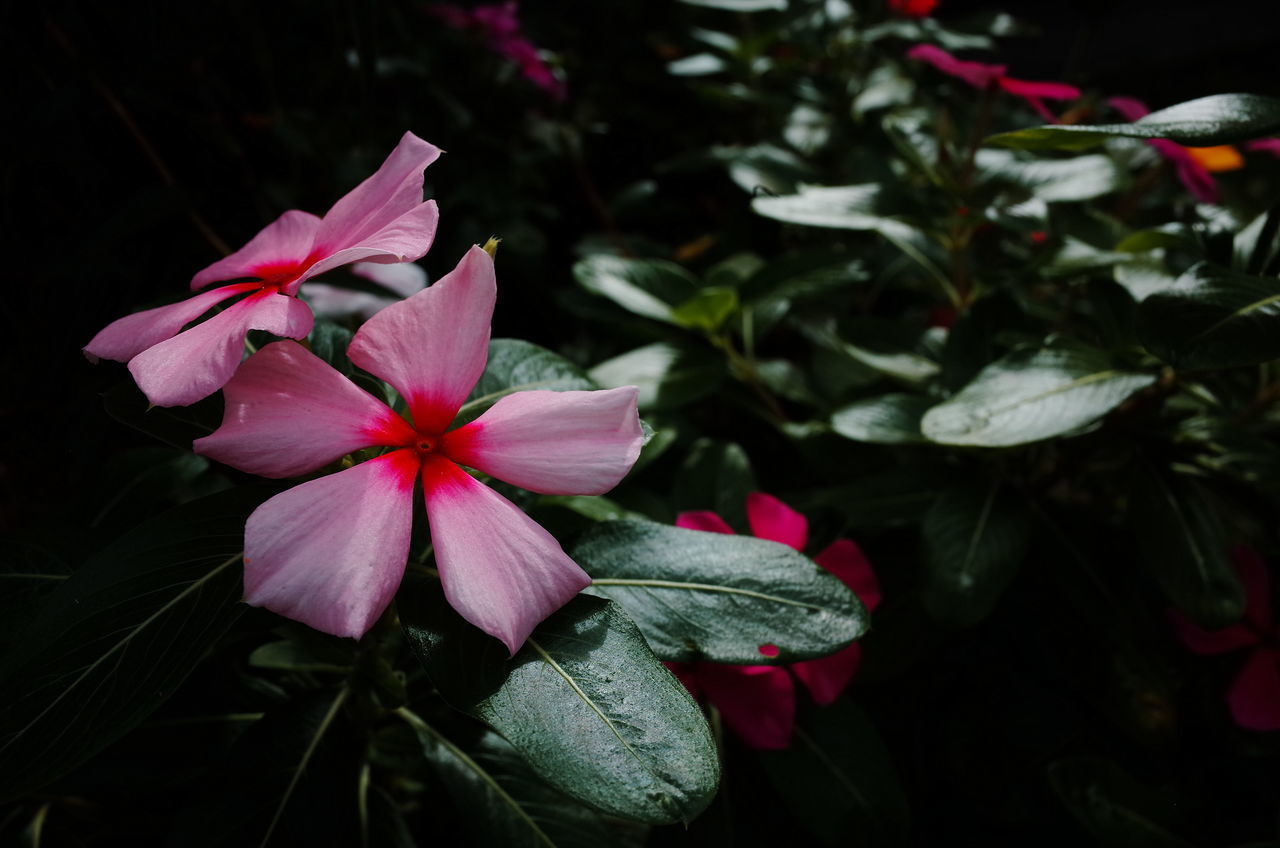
top-left (907, 43), bottom-right (1080, 123)
top-left (667, 493), bottom-right (881, 749)
top-left (1108, 96), bottom-right (1228, 203)
top-left (193, 246), bottom-right (644, 652)
top-left (889, 0), bottom-right (938, 18)
top-left (1170, 546), bottom-right (1280, 731)
top-left (84, 132), bottom-right (441, 407)
top-left (428, 2), bottom-right (566, 101)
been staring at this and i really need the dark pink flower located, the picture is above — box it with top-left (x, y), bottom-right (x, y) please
top-left (428, 2), bottom-right (566, 101)
top-left (1170, 546), bottom-right (1280, 731)
top-left (668, 493), bottom-right (881, 749)
top-left (194, 246), bottom-right (644, 651)
top-left (907, 43), bottom-right (1080, 123)
top-left (1108, 96), bottom-right (1228, 203)
top-left (85, 133), bottom-right (441, 407)
top-left (888, 0), bottom-right (938, 18)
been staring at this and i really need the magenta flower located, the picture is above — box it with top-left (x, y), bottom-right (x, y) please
top-left (428, 2), bottom-right (566, 101)
top-left (84, 132), bottom-right (441, 407)
top-left (1170, 546), bottom-right (1280, 731)
top-left (668, 493), bottom-right (881, 749)
top-left (193, 246), bottom-right (644, 652)
top-left (907, 43), bottom-right (1080, 122)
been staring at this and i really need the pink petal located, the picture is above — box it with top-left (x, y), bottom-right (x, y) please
top-left (348, 246), bottom-right (495, 434)
top-left (303, 202), bottom-right (440, 281)
top-left (353, 260), bottom-right (430, 297)
top-left (311, 132), bottom-right (442, 260)
top-left (1227, 648), bottom-right (1280, 731)
top-left (815, 539), bottom-right (882, 611)
top-left (1168, 610), bottom-right (1258, 655)
top-left (128, 290), bottom-right (314, 407)
top-left (695, 664), bottom-right (796, 750)
top-left (243, 449), bottom-right (419, 639)
top-left (422, 454), bottom-right (590, 655)
top-left (906, 43), bottom-right (1005, 90)
top-left (190, 210), bottom-right (323, 291)
top-left (1246, 139), bottom-right (1280, 157)
top-left (194, 340), bottom-right (415, 477)
top-left (675, 511), bottom-right (735, 535)
top-left (305, 261), bottom-right (428, 321)
top-left (440, 387), bottom-right (642, 496)
top-left (83, 282), bottom-right (260, 363)
top-left (791, 643), bottom-right (863, 706)
top-left (1108, 96), bottom-right (1151, 122)
top-left (997, 77), bottom-right (1080, 102)
top-left (1230, 545), bottom-right (1271, 629)
top-left (745, 492), bottom-right (808, 552)
top-left (1171, 153), bottom-right (1219, 204)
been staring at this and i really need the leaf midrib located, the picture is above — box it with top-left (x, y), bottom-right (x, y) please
top-left (590, 578), bottom-right (828, 611)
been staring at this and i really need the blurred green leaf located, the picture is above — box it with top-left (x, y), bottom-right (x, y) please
top-left (589, 342), bottom-right (726, 411)
top-left (977, 151), bottom-right (1127, 202)
top-left (831, 394), bottom-right (931, 444)
top-left (674, 439), bottom-right (756, 529)
top-left (921, 346), bottom-right (1155, 447)
top-left (1048, 757), bottom-right (1195, 847)
top-left (574, 520), bottom-right (869, 663)
top-left (573, 255), bottom-right (699, 324)
top-left (401, 586), bottom-right (719, 825)
top-left (679, 0), bottom-right (785, 9)
top-left (672, 286), bottom-right (739, 332)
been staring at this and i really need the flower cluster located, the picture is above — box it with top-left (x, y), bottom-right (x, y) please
top-left (86, 134), bottom-right (642, 652)
top-left (667, 493), bottom-right (881, 749)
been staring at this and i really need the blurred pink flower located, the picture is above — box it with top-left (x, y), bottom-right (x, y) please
top-left (907, 43), bottom-right (1080, 122)
top-left (888, 0), bottom-right (938, 18)
top-left (84, 132), bottom-right (441, 407)
top-left (1108, 96), bottom-right (1231, 203)
top-left (194, 246), bottom-right (643, 650)
top-left (429, 2), bottom-right (566, 100)
top-left (1170, 546), bottom-right (1280, 731)
top-left (667, 493), bottom-right (881, 749)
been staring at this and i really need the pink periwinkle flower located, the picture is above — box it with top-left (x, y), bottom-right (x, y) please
top-left (193, 246), bottom-right (644, 652)
top-left (907, 43), bottom-right (1080, 123)
top-left (429, 2), bottom-right (566, 101)
top-left (667, 493), bottom-right (882, 749)
top-left (84, 132), bottom-right (441, 407)
top-left (1170, 546), bottom-right (1280, 732)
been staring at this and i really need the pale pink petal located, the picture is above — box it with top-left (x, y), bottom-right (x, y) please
top-left (1227, 648), bottom-right (1280, 731)
top-left (353, 261), bottom-right (430, 297)
top-left (815, 539), bottom-right (882, 611)
top-left (311, 132), bottom-right (442, 258)
top-left (745, 492), bottom-right (808, 552)
top-left (194, 340), bottom-right (415, 477)
top-left (303, 201), bottom-right (440, 281)
top-left (129, 291), bottom-right (314, 407)
top-left (1231, 545), bottom-right (1271, 629)
top-left (243, 449), bottom-right (419, 639)
top-left (792, 643), bottom-right (863, 706)
top-left (675, 511), bottom-right (735, 535)
top-left (695, 664), bottom-right (795, 750)
top-left (1246, 139), bottom-right (1280, 157)
top-left (906, 43), bottom-right (1005, 90)
top-left (348, 246), bottom-right (495, 434)
top-left (190, 210), bottom-right (323, 291)
top-left (83, 282), bottom-right (260, 363)
top-left (440, 387), bottom-right (642, 495)
top-left (1169, 610), bottom-right (1258, 655)
top-left (306, 262), bottom-right (427, 321)
top-left (1108, 96), bottom-right (1151, 122)
top-left (422, 454), bottom-right (590, 655)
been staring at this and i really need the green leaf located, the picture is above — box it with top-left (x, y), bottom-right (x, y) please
top-left (671, 286), bottom-right (739, 332)
top-left (1130, 468), bottom-right (1244, 628)
top-left (679, 0), bottom-right (785, 10)
top-left (401, 586), bottom-right (719, 825)
top-left (1048, 758), bottom-right (1196, 848)
top-left (831, 394), bottom-right (931, 444)
top-left (921, 346), bottom-right (1155, 447)
top-left (922, 479), bottom-right (1031, 626)
top-left (988, 93), bottom-right (1280, 150)
top-left (674, 439), bottom-right (756, 529)
top-left (977, 150), bottom-right (1127, 202)
top-left (589, 342), bottom-right (726, 411)
top-left (573, 520), bottom-right (869, 663)
top-left (0, 486), bottom-right (264, 802)
top-left (573, 255), bottom-right (699, 324)
top-left (1138, 262), bottom-right (1280, 369)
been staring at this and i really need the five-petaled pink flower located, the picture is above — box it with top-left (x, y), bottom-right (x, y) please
top-left (84, 132), bottom-right (442, 407)
top-left (193, 246), bottom-right (643, 653)
top-left (667, 493), bottom-right (881, 749)
top-left (1170, 546), bottom-right (1280, 731)
top-left (907, 43), bottom-right (1080, 123)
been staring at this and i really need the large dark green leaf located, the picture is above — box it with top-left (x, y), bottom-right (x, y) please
top-left (1130, 468), bottom-right (1244, 628)
top-left (573, 520), bottom-right (868, 663)
top-left (921, 346), bottom-right (1155, 447)
top-left (573, 255), bottom-right (699, 325)
top-left (1048, 758), bottom-right (1195, 848)
top-left (922, 479), bottom-right (1031, 626)
top-left (0, 486), bottom-right (264, 802)
top-left (1139, 262), bottom-right (1280, 369)
top-left (402, 716), bottom-right (645, 848)
top-left (831, 394), bottom-right (931, 444)
top-left (401, 584), bottom-right (719, 825)
top-left (977, 150), bottom-right (1127, 202)
top-left (988, 93), bottom-right (1280, 150)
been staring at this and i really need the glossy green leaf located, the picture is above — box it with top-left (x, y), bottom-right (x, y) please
top-left (679, 0), bottom-right (785, 9)
top-left (0, 486), bottom-right (264, 802)
top-left (1048, 758), bottom-right (1195, 848)
top-left (589, 342), bottom-right (726, 411)
top-left (573, 255), bottom-right (699, 324)
top-left (401, 585), bottom-right (719, 825)
top-left (573, 519), bottom-right (869, 663)
top-left (671, 286), bottom-right (739, 332)
top-left (1138, 262), bottom-right (1280, 369)
top-left (831, 394), bottom-right (931, 444)
top-left (988, 93), bottom-right (1280, 150)
top-left (1130, 469), bottom-right (1244, 628)
top-left (922, 479), bottom-right (1031, 626)
top-left (977, 151), bottom-right (1127, 202)
top-left (921, 347), bottom-right (1155, 447)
